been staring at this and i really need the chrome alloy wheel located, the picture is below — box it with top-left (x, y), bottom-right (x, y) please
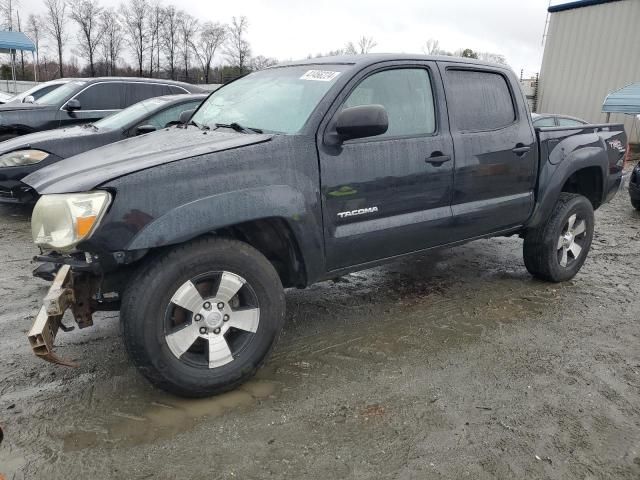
top-left (557, 213), bottom-right (587, 268)
top-left (164, 271), bottom-right (260, 368)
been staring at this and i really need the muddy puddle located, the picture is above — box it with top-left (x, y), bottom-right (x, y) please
top-left (61, 380), bottom-right (279, 451)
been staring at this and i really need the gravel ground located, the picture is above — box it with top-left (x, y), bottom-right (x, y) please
top-left (0, 184), bottom-right (639, 479)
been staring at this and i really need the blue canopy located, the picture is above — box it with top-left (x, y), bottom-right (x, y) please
top-left (0, 30), bottom-right (35, 52)
top-left (602, 82), bottom-right (640, 114)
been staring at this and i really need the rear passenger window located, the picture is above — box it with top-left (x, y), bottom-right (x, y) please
top-left (534, 117), bottom-right (556, 127)
top-left (74, 83), bottom-right (124, 110)
top-left (557, 117), bottom-right (585, 127)
top-left (343, 68), bottom-right (436, 138)
top-left (126, 83), bottom-right (174, 107)
top-left (446, 69), bottom-right (515, 131)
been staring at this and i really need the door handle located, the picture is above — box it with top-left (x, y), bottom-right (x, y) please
top-left (425, 153), bottom-right (452, 167)
top-left (512, 145), bottom-right (531, 156)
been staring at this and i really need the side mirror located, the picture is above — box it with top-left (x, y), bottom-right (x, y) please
top-left (180, 109), bottom-right (196, 125)
top-left (23, 95), bottom-right (35, 104)
top-left (335, 104), bottom-right (388, 141)
top-left (135, 124), bottom-right (157, 136)
top-left (64, 99), bottom-right (82, 111)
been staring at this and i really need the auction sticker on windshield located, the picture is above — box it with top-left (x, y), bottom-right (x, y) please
top-left (300, 70), bottom-right (341, 82)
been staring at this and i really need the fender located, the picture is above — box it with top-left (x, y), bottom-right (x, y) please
top-left (126, 185), bottom-right (325, 283)
top-left (525, 130), bottom-right (608, 229)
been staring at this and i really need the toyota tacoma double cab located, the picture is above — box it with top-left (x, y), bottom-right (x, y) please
top-left (23, 54), bottom-right (627, 397)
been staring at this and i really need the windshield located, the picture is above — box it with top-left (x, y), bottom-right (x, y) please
top-left (35, 80), bottom-right (86, 105)
top-left (191, 65), bottom-right (350, 134)
top-left (95, 97), bottom-right (169, 130)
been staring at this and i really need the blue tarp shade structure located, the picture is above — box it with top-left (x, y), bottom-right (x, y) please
top-left (0, 31), bottom-right (37, 86)
top-left (0, 31), bottom-right (35, 53)
top-left (602, 82), bottom-right (640, 114)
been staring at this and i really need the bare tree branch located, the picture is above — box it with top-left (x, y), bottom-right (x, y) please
top-left (178, 11), bottom-right (197, 81)
top-left (42, 0), bottom-right (67, 77)
top-left (161, 5), bottom-right (180, 80)
top-left (191, 21), bottom-right (225, 84)
top-left (250, 55), bottom-right (277, 71)
top-left (99, 7), bottom-right (123, 75)
top-left (119, 0), bottom-right (149, 76)
top-left (224, 16), bottom-right (250, 74)
top-left (69, 0), bottom-right (104, 77)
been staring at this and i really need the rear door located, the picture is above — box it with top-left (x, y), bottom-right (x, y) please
top-left (124, 83), bottom-right (174, 107)
top-left (59, 82), bottom-right (125, 127)
top-left (318, 61), bottom-right (455, 270)
top-left (439, 64), bottom-right (537, 240)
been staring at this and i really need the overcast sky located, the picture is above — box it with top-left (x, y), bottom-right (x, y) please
top-left (17, 0), bottom-right (569, 77)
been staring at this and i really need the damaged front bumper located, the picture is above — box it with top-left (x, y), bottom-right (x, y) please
top-left (27, 263), bottom-right (107, 366)
top-left (28, 265), bottom-right (78, 366)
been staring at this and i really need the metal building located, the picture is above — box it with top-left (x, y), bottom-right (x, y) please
top-left (537, 0), bottom-right (640, 143)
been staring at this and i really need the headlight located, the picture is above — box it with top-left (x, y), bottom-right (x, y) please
top-left (32, 191), bottom-right (111, 251)
top-left (0, 149), bottom-right (49, 167)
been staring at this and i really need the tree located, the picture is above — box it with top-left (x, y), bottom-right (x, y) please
top-left (225, 16), bottom-right (250, 74)
top-left (250, 55), bottom-right (277, 71)
top-left (191, 21), bottom-right (225, 83)
top-left (460, 48), bottom-right (478, 59)
top-left (69, 0), bottom-right (104, 77)
top-left (162, 5), bottom-right (180, 79)
top-left (357, 36), bottom-right (376, 54)
top-left (0, 0), bottom-right (16, 30)
top-left (178, 11), bottom-right (198, 80)
top-left (26, 13), bottom-right (42, 76)
top-left (147, 1), bottom-right (164, 77)
top-left (43, 0), bottom-right (67, 77)
top-left (477, 51), bottom-right (507, 65)
top-left (120, 0), bottom-right (148, 76)
top-left (344, 36), bottom-right (377, 55)
top-left (423, 38), bottom-right (440, 55)
top-left (99, 7), bottom-right (123, 75)
top-left (16, 10), bottom-right (24, 78)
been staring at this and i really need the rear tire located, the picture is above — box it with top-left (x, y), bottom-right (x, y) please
top-left (523, 193), bottom-right (594, 282)
top-left (631, 197), bottom-right (640, 211)
top-left (120, 237), bottom-right (285, 397)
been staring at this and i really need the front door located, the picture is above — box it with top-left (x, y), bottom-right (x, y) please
top-left (439, 64), bottom-right (537, 240)
top-left (58, 82), bottom-right (125, 127)
top-left (318, 62), bottom-right (455, 271)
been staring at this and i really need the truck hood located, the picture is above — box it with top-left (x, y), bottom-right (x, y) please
top-left (24, 126), bottom-right (273, 194)
top-left (0, 125), bottom-right (107, 159)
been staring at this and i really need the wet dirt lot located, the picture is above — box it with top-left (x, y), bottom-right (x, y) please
top-left (1, 188), bottom-right (639, 480)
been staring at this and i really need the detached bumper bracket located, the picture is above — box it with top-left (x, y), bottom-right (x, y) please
top-left (27, 265), bottom-right (78, 367)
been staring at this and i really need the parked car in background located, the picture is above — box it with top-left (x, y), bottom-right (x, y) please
top-left (0, 94), bottom-right (206, 204)
top-left (22, 54), bottom-right (627, 397)
top-left (0, 91), bottom-right (13, 103)
top-left (0, 77), bottom-right (205, 141)
top-left (629, 160), bottom-right (640, 210)
top-left (531, 112), bottom-right (588, 127)
top-left (1, 79), bottom-right (69, 105)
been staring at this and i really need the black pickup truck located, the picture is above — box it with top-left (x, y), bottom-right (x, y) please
top-left (23, 55), bottom-right (627, 397)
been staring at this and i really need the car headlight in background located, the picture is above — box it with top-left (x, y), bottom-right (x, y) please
top-left (31, 191), bottom-right (111, 251)
top-left (0, 149), bottom-right (50, 167)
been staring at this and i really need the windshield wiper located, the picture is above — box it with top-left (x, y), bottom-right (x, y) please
top-left (214, 122), bottom-right (263, 134)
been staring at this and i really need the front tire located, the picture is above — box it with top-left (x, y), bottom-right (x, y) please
top-left (120, 237), bottom-right (285, 397)
top-left (523, 193), bottom-right (594, 282)
top-left (631, 197), bottom-right (640, 211)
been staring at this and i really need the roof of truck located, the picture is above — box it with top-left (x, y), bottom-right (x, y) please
top-left (277, 53), bottom-right (509, 70)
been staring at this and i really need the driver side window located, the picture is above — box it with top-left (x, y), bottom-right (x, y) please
top-left (343, 68), bottom-right (436, 138)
